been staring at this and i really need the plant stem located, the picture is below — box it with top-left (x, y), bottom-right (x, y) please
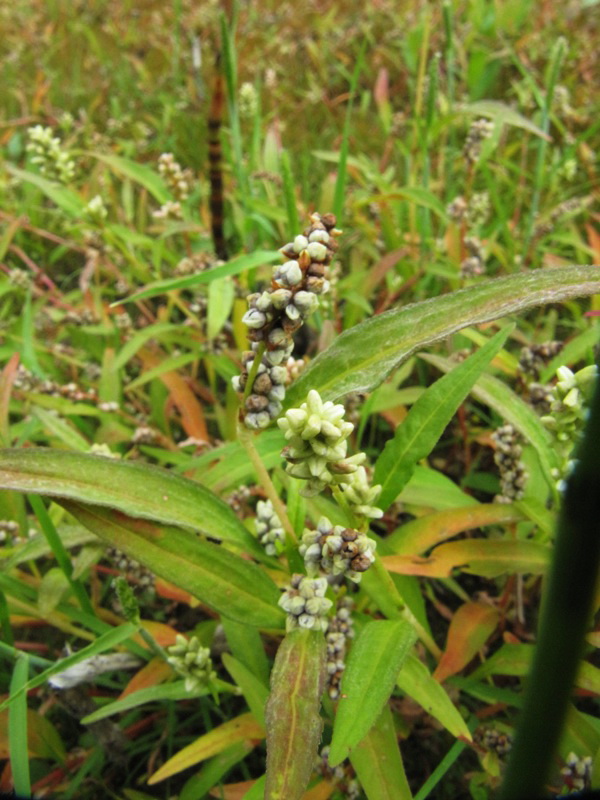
top-left (242, 341), bottom-right (265, 403)
top-left (237, 420), bottom-right (297, 545)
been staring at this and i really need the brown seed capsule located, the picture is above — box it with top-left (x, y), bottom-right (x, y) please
top-left (280, 244), bottom-right (296, 259)
top-left (341, 541), bottom-right (360, 559)
top-left (281, 316), bottom-right (303, 335)
top-left (320, 213), bottom-right (337, 229)
top-left (253, 373), bottom-right (273, 394)
top-left (351, 554), bottom-right (372, 572)
top-left (298, 249), bottom-right (311, 270)
top-left (245, 394), bottom-right (269, 412)
top-left (307, 262), bottom-right (326, 277)
top-left (341, 529), bottom-right (358, 542)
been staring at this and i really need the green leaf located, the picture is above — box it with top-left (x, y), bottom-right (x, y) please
top-left (61, 501), bottom-right (284, 629)
top-left (37, 567), bottom-right (71, 615)
top-left (31, 406), bottom-right (89, 451)
top-left (368, 187), bottom-right (449, 220)
top-left (397, 654), bottom-right (471, 740)
top-left (7, 165), bottom-right (84, 217)
top-left (329, 620), bottom-right (416, 766)
top-left (286, 266), bottom-right (600, 407)
top-left (420, 353), bottom-right (560, 492)
top-left (349, 704), bottom-right (412, 800)
top-left (264, 629), bottom-right (327, 800)
top-left (222, 653), bottom-right (269, 728)
top-left (81, 681), bottom-right (205, 723)
top-left (374, 327), bottom-right (512, 510)
top-left (457, 100), bottom-right (552, 140)
top-left (207, 278), bottom-right (235, 340)
top-left (221, 618), bottom-right (270, 686)
top-left (112, 323), bottom-right (181, 371)
top-left (0, 448), bottom-right (261, 556)
top-left (118, 251), bottom-right (281, 304)
top-left (400, 466), bottom-right (479, 511)
top-left (83, 152), bottom-right (170, 203)
top-left (0, 623), bottom-right (138, 714)
top-left (125, 352), bottom-right (200, 391)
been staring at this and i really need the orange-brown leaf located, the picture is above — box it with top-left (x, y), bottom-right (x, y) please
top-left (382, 539), bottom-right (550, 578)
top-left (119, 657), bottom-right (172, 700)
top-left (433, 602), bottom-right (500, 683)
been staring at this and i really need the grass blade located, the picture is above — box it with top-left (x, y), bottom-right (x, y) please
top-left (9, 654), bottom-right (31, 798)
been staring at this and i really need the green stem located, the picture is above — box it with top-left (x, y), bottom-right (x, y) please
top-left (28, 494), bottom-right (95, 617)
top-left (499, 369), bottom-right (600, 800)
top-left (237, 421), bottom-right (297, 545)
top-left (242, 342), bottom-right (265, 403)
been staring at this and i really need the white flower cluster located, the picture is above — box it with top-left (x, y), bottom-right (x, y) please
top-left (561, 752), bottom-right (592, 793)
top-left (278, 574), bottom-right (333, 632)
top-left (541, 364), bottom-right (597, 490)
top-left (84, 195), bottom-right (108, 223)
top-left (255, 498), bottom-right (285, 555)
top-left (339, 466), bottom-right (384, 520)
top-left (239, 82), bottom-right (258, 119)
top-left (278, 389), bottom-right (365, 496)
top-left (153, 200), bottom-right (183, 220)
top-left (299, 516), bottom-right (376, 583)
top-left (233, 212), bottom-right (340, 429)
top-left (158, 152), bottom-right (193, 201)
top-left (167, 634), bottom-right (216, 693)
top-left (27, 125), bottom-right (76, 184)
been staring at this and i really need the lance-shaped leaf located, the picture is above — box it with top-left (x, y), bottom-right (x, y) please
top-left (0, 448), bottom-right (263, 558)
top-left (60, 501), bottom-right (285, 629)
top-left (382, 539), bottom-right (551, 579)
top-left (387, 503), bottom-right (525, 556)
top-left (433, 602), bottom-right (500, 683)
top-left (373, 327), bottom-right (512, 510)
top-left (148, 713), bottom-right (264, 784)
top-left (397, 653), bottom-right (471, 740)
top-left (264, 629), bottom-right (327, 800)
top-left (349, 704), bottom-right (412, 800)
top-left (286, 265), bottom-right (600, 406)
top-left (329, 620), bottom-right (416, 767)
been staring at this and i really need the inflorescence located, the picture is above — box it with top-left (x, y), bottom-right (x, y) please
top-left (232, 212), bottom-right (340, 429)
top-left (167, 634), bottom-right (217, 693)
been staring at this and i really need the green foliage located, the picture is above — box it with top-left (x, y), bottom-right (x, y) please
top-left (0, 2), bottom-right (598, 798)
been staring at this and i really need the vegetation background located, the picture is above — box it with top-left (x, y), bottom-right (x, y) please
top-left (0, 0), bottom-right (598, 799)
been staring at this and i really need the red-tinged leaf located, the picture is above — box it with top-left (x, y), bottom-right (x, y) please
top-left (137, 620), bottom-right (179, 648)
top-left (349, 704), bottom-right (412, 800)
top-left (265, 629), bottom-right (327, 800)
top-left (209, 781), bottom-right (256, 799)
top-left (119, 658), bottom-right (172, 699)
top-left (387, 504), bottom-right (525, 556)
top-left (148, 713), bottom-right (264, 784)
top-left (374, 67), bottom-right (389, 109)
top-left (433, 602), bottom-right (500, 683)
top-left (59, 502), bottom-right (284, 629)
top-left (138, 348), bottom-right (208, 441)
top-left (302, 780), bottom-right (337, 799)
top-left (155, 578), bottom-right (196, 605)
top-left (0, 353), bottom-right (20, 444)
top-left (382, 539), bottom-right (551, 578)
